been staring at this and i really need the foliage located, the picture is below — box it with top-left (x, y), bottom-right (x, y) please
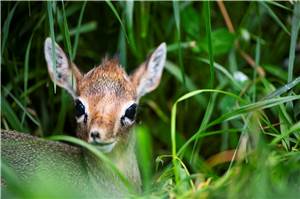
top-left (1, 1), bottom-right (300, 198)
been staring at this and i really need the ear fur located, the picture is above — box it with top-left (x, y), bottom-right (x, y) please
top-left (44, 37), bottom-right (82, 98)
top-left (131, 43), bottom-right (167, 98)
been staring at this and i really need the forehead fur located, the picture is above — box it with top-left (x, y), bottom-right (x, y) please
top-left (77, 59), bottom-right (136, 98)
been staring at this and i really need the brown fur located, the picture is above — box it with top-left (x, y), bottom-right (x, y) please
top-left (75, 59), bottom-right (137, 143)
top-left (44, 38), bottom-right (166, 147)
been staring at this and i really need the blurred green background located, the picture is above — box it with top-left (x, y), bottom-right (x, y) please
top-left (1, 1), bottom-right (300, 198)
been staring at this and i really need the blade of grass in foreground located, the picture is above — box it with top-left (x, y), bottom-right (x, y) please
top-left (190, 0), bottom-right (216, 164)
top-left (1, 162), bottom-right (29, 197)
top-left (172, 89), bottom-right (245, 156)
top-left (263, 76), bottom-right (300, 99)
top-left (47, 1), bottom-right (57, 93)
top-left (48, 135), bottom-right (135, 194)
top-left (207, 95), bottom-right (300, 130)
top-left (271, 121), bottom-right (300, 145)
top-left (171, 89), bottom-right (243, 186)
top-left (135, 126), bottom-right (153, 191)
top-left (171, 90), bottom-right (300, 156)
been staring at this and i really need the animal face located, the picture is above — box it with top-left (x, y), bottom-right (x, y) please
top-left (44, 38), bottom-right (166, 153)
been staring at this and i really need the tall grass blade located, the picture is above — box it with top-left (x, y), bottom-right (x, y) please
top-left (139, 2), bottom-right (150, 42)
top-left (208, 96), bottom-right (300, 129)
top-left (54, 91), bottom-right (69, 133)
top-left (253, 38), bottom-right (261, 102)
top-left (171, 89), bottom-right (244, 185)
top-left (56, 21), bottom-right (97, 42)
top-left (287, 2), bottom-right (300, 82)
top-left (124, 0), bottom-right (137, 57)
top-left (171, 89), bottom-right (300, 155)
top-left (136, 126), bottom-right (153, 192)
top-left (47, 1), bottom-right (57, 93)
top-left (263, 76), bottom-right (300, 99)
top-left (167, 41), bottom-right (196, 52)
top-left (173, 0), bottom-right (185, 86)
top-left (1, 96), bottom-right (24, 132)
top-left (22, 34), bottom-right (34, 124)
top-left (267, 1), bottom-right (293, 12)
top-left (271, 121), bottom-right (300, 145)
top-left (21, 80), bottom-right (47, 98)
top-left (165, 61), bottom-right (206, 106)
top-left (72, 1), bottom-right (87, 60)
top-left (196, 58), bottom-right (242, 90)
top-left (261, 2), bottom-right (290, 35)
top-left (118, 28), bottom-right (127, 67)
top-left (105, 0), bottom-right (129, 43)
top-left (1, 3), bottom-right (18, 60)
top-left (171, 95), bottom-right (180, 185)
top-left (23, 35), bottom-right (33, 100)
top-left (2, 87), bottom-right (40, 127)
top-left (204, 1), bottom-right (215, 89)
top-left (190, 1), bottom-right (216, 163)
top-left (61, 1), bottom-right (73, 59)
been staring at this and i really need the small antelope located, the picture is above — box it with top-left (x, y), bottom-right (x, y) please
top-left (1, 38), bottom-right (166, 198)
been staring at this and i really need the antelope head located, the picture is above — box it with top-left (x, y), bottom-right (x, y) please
top-left (44, 38), bottom-right (166, 153)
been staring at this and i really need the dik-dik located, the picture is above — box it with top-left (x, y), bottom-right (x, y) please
top-left (1, 38), bottom-right (166, 198)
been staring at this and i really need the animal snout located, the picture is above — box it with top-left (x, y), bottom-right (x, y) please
top-left (90, 131), bottom-right (100, 140)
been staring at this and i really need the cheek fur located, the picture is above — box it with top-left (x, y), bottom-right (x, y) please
top-left (76, 123), bottom-right (89, 141)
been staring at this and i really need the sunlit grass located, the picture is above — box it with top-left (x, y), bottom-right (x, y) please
top-left (1, 1), bottom-right (300, 198)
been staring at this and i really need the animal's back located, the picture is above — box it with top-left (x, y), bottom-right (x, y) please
top-left (1, 130), bottom-right (134, 198)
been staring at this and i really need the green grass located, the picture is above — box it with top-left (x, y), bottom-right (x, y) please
top-left (1, 1), bottom-right (300, 198)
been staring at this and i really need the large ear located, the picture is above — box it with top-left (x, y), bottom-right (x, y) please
top-left (44, 37), bottom-right (82, 98)
top-left (131, 43), bottom-right (167, 98)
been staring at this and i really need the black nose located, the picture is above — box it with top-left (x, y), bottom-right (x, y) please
top-left (90, 131), bottom-right (100, 140)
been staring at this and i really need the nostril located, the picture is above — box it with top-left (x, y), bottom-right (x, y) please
top-left (90, 131), bottom-right (100, 140)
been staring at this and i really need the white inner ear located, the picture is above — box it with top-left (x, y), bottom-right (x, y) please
top-left (44, 38), bottom-right (76, 98)
top-left (44, 38), bottom-right (69, 79)
top-left (137, 43), bottom-right (167, 97)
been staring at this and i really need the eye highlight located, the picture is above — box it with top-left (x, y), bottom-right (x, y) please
top-left (121, 103), bottom-right (137, 126)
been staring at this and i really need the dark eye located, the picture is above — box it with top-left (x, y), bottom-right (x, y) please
top-left (124, 103), bottom-right (137, 120)
top-left (75, 99), bottom-right (85, 118)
